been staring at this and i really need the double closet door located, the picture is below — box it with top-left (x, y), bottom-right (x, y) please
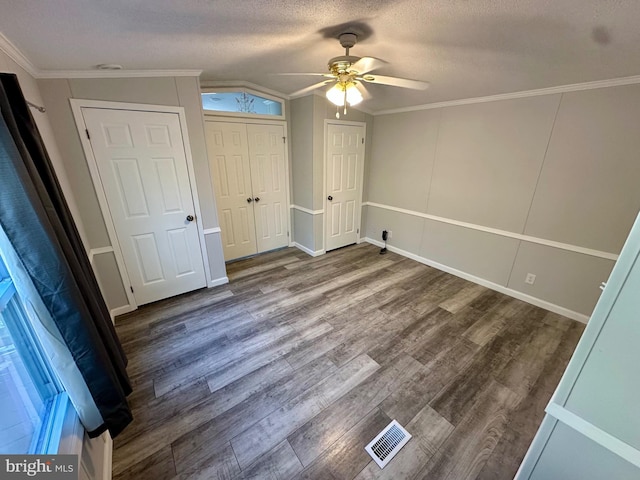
top-left (205, 121), bottom-right (289, 261)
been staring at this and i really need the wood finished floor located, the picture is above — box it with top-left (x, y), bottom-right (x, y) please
top-left (112, 244), bottom-right (584, 480)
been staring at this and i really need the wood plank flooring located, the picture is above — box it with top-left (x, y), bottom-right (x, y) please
top-left (112, 243), bottom-right (584, 480)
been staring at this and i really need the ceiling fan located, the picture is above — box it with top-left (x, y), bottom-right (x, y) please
top-left (281, 32), bottom-right (429, 117)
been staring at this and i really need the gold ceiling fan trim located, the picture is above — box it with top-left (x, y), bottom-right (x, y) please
top-left (283, 30), bottom-right (429, 115)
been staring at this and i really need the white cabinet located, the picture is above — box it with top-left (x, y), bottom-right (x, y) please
top-left (516, 212), bottom-right (640, 479)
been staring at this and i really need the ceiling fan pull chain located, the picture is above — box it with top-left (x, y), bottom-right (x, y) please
top-left (343, 88), bottom-right (348, 116)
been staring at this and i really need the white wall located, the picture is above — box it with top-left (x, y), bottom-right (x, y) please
top-left (290, 95), bottom-right (316, 252)
top-left (364, 83), bottom-right (640, 318)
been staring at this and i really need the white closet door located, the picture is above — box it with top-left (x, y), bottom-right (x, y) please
top-left (325, 123), bottom-right (365, 252)
top-left (83, 107), bottom-right (206, 305)
top-left (205, 122), bottom-right (257, 261)
top-left (246, 124), bottom-right (289, 253)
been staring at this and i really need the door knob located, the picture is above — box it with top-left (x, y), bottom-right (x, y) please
top-left (186, 215), bottom-right (194, 222)
top-left (246, 197), bottom-right (253, 203)
top-left (254, 197), bottom-right (260, 202)
top-left (327, 196), bottom-right (333, 201)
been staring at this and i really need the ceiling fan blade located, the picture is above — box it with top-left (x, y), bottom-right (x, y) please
top-left (354, 81), bottom-right (372, 100)
top-left (349, 57), bottom-right (388, 75)
top-left (289, 80), bottom-right (334, 97)
top-left (359, 74), bottom-right (430, 90)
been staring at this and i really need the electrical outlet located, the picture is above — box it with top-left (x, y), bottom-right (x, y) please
top-left (387, 230), bottom-right (392, 238)
top-left (525, 273), bottom-right (536, 285)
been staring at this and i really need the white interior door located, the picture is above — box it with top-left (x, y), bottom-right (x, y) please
top-left (325, 123), bottom-right (365, 251)
top-left (205, 122), bottom-right (257, 261)
top-left (247, 124), bottom-right (289, 253)
top-left (82, 107), bottom-right (206, 305)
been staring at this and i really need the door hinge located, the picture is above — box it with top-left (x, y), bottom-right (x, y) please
top-left (287, 231), bottom-right (289, 237)
top-left (357, 228), bottom-right (359, 234)
top-left (283, 136), bottom-right (286, 143)
top-left (361, 137), bottom-right (364, 144)
top-left (130, 286), bottom-right (134, 293)
top-left (85, 129), bottom-right (91, 140)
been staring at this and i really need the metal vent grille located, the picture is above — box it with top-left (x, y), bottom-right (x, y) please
top-left (365, 420), bottom-right (412, 469)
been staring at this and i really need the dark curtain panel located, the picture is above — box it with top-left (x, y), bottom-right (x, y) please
top-left (0, 73), bottom-right (132, 438)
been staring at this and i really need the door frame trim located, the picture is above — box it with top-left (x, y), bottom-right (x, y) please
top-left (203, 115), bottom-right (286, 126)
top-left (70, 99), bottom-right (212, 313)
top-left (323, 119), bottom-right (367, 252)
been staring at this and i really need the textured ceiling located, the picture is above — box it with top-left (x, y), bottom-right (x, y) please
top-left (2, 0), bottom-right (640, 111)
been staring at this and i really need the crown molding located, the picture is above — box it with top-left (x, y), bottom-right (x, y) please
top-left (37, 69), bottom-right (202, 79)
top-left (311, 89), bottom-right (324, 99)
top-left (5, 29), bottom-right (640, 112)
top-left (288, 89), bottom-right (319, 101)
top-left (374, 74), bottom-right (640, 115)
top-left (0, 32), bottom-right (39, 77)
top-left (200, 80), bottom-right (290, 100)
top-left (352, 103), bottom-right (374, 115)
top-left (1, 32), bottom-right (202, 79)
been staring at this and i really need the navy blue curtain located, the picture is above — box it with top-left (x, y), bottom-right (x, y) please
top-left (0, 73), bottom-right (132, 438)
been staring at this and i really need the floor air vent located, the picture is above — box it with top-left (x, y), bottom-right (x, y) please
top-left (365, 420), bottom-right (412, 469)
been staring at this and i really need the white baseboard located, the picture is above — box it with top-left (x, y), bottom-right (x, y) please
top-left (109, 277), bottom-right (229, 320)
top-left (363, 237), bottom-right (589, 323)
top-left (109, 304), bottom-right (136, 322)
top-left (209, 276), bottom-right (229, 287)
top-left (294, 242), bottom-right (326, 257)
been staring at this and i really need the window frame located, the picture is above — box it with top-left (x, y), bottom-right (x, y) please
top-left (201, 87), bottom-right (286, 120)
top-left (0, 257), bottom-right (68, 455)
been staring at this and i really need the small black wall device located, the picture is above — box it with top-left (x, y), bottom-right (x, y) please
top-left (380, 230), bottom-right (388, 254)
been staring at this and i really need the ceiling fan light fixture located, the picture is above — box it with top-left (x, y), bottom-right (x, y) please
top-left (326, 82), bottom-right (363, 107)
top-left (282, 29), bottom-right (429, 106)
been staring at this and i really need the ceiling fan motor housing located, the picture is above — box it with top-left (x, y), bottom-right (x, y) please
top-left (328, 32), bottom-right (361, 74)
top-left (339, 33), bottom-right (358, 49)
top-left (328, 55), bottom-right (361, 75)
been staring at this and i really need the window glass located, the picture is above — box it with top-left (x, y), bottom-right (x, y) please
top-left (0, 258), bottom-right (60, 453)
top-left (202, 91), bottom-right (283, 116)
